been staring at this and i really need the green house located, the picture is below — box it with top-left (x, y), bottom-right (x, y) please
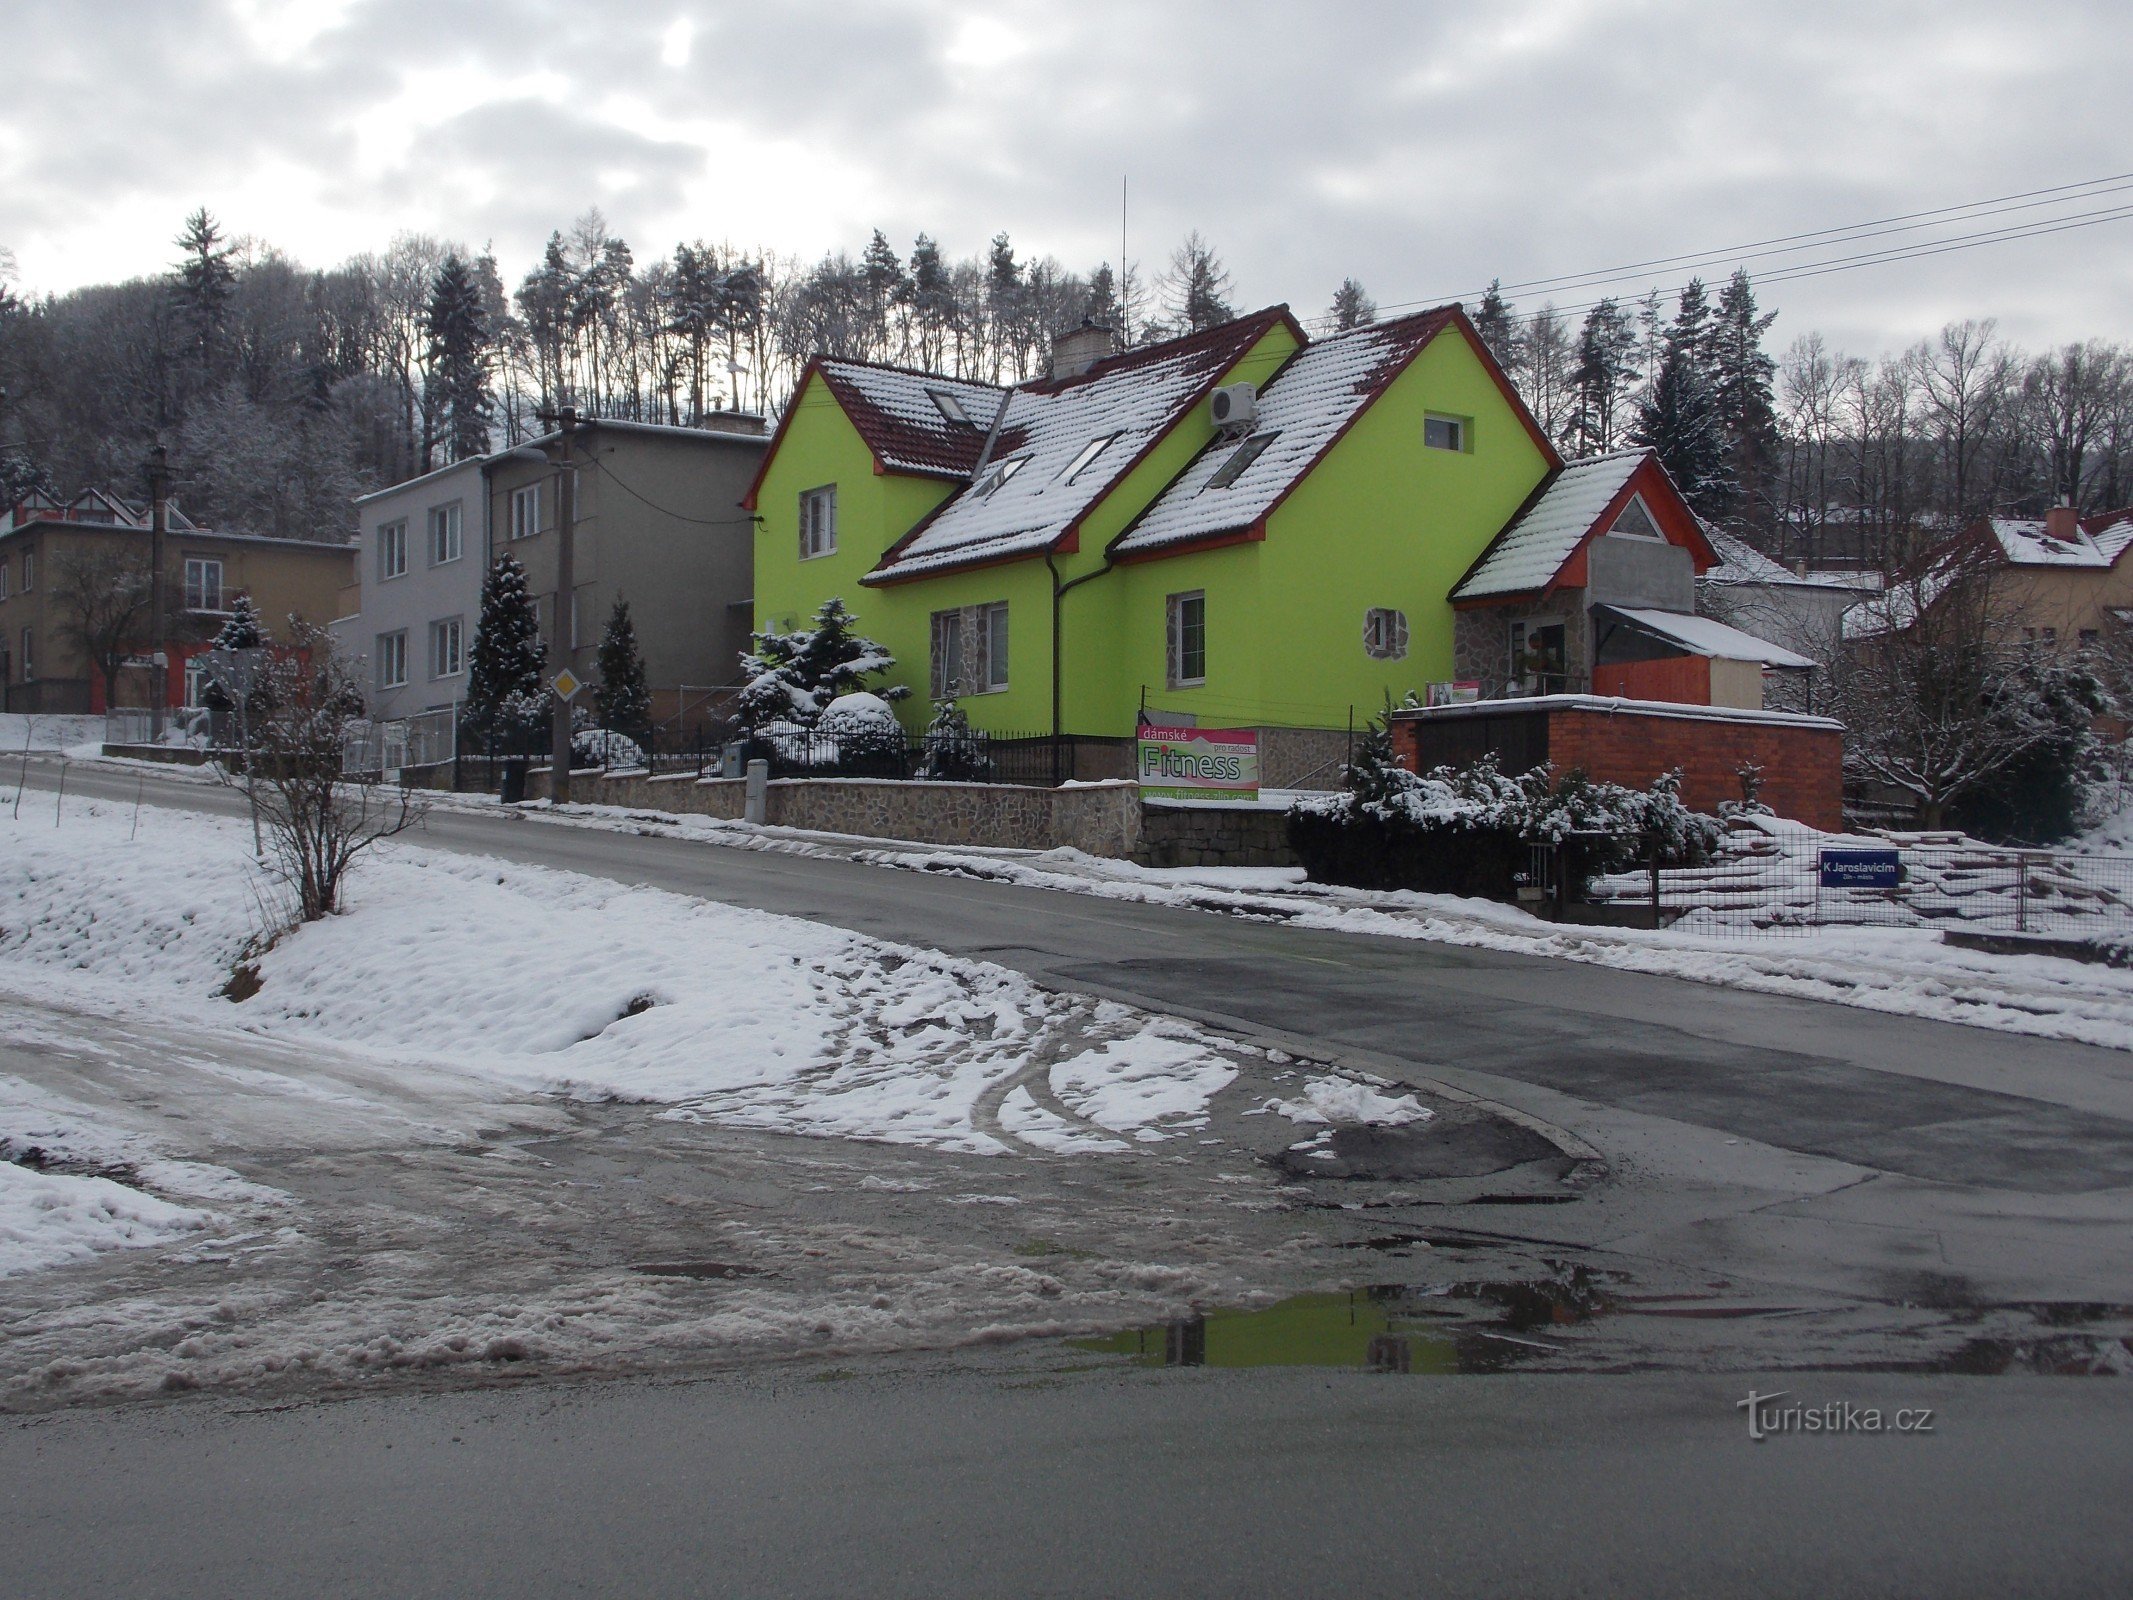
top-left (741, 304), bottom-right (1563, 761)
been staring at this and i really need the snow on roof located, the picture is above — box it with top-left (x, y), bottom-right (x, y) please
top-left (1987, 517), bottom-right (2112, 568)
top-left (1600, 605), bottom-right (1817, 668)
top-left (816, 360), bottom-right (1004, 479)
top-left (868, 311), bottom-right (1290, 582)
top-left (1451, 449), bottom-right (1648, 601)
top-left (1700, 528), bottom-right (1794, 584)
top-left (2083, 507), bottom-right (2133, 564)
top-left (1112, 307), bottom-right (1459, 556)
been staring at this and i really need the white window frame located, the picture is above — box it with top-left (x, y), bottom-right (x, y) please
top-left (510, 482), bottom-right (543, 542)
top-left (1424, 413), bottom-right (1468, 453)
top-left (929, 602), bottom-right (1010, 697)
top-left (1608, 494), bottom-right (1663, 541)
top-left (20, 626), bottom-right (32, 683)
top-left (429, 616), bottom-right (464, 679)
top-left (1363, 607), bottom-right (1410, 661)
top-left (800, 485), bottom-right (837, 560)
top-left (376, 630), bottom-right (408, 690)
top-left (930, 608), bottom-right (963, 699)
top-left (1167, 591), bottom-right (1207, 688)
top-left (428, 502), bottom-right (463, 565)
top-left (184, 557), bottom-right (224, 612)
top-left (20, 550), bottom-right (32, 592)
top-left (379, 518), bottom-right (408, 580)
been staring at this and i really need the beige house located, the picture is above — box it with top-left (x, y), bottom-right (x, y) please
top-left (485, 416), bottom-right (766, 729)
top-left (0, 488), bottom-right (354, 714)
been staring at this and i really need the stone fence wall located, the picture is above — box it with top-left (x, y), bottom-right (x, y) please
top-left (1139, 804), bottom-right (1299, 868)
top-left (528, 767), bottom-right (1144, 857)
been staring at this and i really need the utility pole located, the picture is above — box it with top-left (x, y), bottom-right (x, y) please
top-left (145, 446), bottom-right (171, 743)
top-left (546, 407), bottom-right (579, 805)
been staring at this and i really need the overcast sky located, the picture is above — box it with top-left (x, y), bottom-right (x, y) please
top-left (4, 0), bottom-right (2128, 357)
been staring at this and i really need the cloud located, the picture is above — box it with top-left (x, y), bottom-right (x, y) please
top-left (0, 0), bottom-right (2127, 353)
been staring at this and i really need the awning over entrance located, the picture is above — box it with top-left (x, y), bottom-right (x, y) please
top-left (1597, 605), bottom-right (1815, 669)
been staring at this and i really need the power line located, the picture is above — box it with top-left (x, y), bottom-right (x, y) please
top-left (1301, 198), bottom-right (2133, 335)
top-left (590, 455), bottom-right (758, 527)
top-left (1387, 171), bottom-right (2133, 312)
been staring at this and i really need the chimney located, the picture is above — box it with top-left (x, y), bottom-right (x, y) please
top-left (1049, 318), bottom-right (1116, 380)
top-left (2045, 501), bottom-right (2080, 543)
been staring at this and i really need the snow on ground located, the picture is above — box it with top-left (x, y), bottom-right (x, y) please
top-left (0, 1160), bottom-right (211, 1278)
top-left (1253, 1076), bottom-right (1434, 1128)
top-left (0, 799), bottom-right (1272, 1158)
top-left (0, 713), bottom-right (105, 758)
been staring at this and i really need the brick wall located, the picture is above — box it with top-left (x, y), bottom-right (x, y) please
top-left (1543, 706), bottom-right (1843, 830)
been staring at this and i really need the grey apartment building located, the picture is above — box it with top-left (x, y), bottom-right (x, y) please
top-left (336, 415), bottom-right (766, 730)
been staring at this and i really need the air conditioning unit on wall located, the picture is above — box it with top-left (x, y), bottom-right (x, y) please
top-left (1210, 383), bottom-right (1257, 430)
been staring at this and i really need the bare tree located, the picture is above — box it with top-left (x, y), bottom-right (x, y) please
top-left (1829, 546), bottom-right (2057, 828)
top-left (238, 623), bottom-right (419, 921)
top-left (50, 543), bottom-right (156, 708)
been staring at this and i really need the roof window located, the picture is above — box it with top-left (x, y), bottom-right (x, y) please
top-left (973, 455), bottom-right (1029, 499)
top-left (930, 389), bottom-right (976, 427)
top-left (1059, 434), bottom-right (1119, 484)
top-left (1204, 431), bottom-right (1277, 491)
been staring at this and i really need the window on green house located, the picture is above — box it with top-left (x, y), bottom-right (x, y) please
top-left (800, 485), bottom-right (837, 559)
top-left (1424, 413), bottom-right (1468, 452)
top-left (1363, 608), bottom-right (1409, 661)
top-left (930, 602), bottom-right (1008, 697)
top-left (1167, 591), bottom-right (1206, 687)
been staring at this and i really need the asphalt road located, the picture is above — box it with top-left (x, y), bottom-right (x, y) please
top-left (8, 758), bottom-right (2133, 1594)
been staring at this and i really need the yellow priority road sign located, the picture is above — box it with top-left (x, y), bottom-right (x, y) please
top-left (550, 668), bottom-right (582, 701)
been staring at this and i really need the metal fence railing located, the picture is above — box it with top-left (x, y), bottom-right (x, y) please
top-left (343, 707), bottom-right (456, 777)
top-left (1585, 831), bottom-right (2133, 941)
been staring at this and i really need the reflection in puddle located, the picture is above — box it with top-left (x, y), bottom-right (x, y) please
top-left (1075, 1273), bottom-right (1616, 1376)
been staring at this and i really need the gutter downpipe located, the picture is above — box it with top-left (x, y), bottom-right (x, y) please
top-left (1046, 546), bottom-right (1119, 786)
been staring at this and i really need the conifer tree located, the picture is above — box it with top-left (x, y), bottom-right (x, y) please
top-left (1084, 263), bottom-right (1120, 330)
top-left (593, 595), bottom-right (651, 743)
top-left (1571, 298), bottom-right (1639, 454)
top-left (1166, 232), bottom-right (1234, 334)
top-left (214, 591), bottom-right (265, 651)
top-left (1330, 278), bottom-right (1377, 330)
top-left (464, 555), bottom-right (546, 739)
top-left (1471, 280), bottom-right (1519, 369)
top-left (1632, 293), bottom-right (1733, 519)
top-left (171, 207), bottom-right (236, 380)
top-left (1709, 269), bottom-right (1781, 531)
top-left (425, 253), bottom-right (494, 464)
top-left (737, 597), bottom-right (908, 732)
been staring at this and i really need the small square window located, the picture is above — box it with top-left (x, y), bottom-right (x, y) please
top-left (800, 486), bottom-right (837, 559)
top-left (1424, 414), bottom-right (1467, 452)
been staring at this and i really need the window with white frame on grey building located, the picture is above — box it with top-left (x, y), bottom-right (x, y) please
top-left (184, 557), bottom-right (224, 611)
top-left (1166, 591), bottom-right (1206, 687)
top-left (429, 616), bottom-right (464, 679)
top-left (929, 602), bottom-right (1009, 698)
top-left (20, 626), bottom-right (32, 682)
top-left (376, 630), bottom-right (408, 689)
top-left (799, 485), bottom-right (837, 559)
top-left (1363, 607), bottom-right (1409, 660)
top-left (510, 482), bottom-right (543, 541)
top-left (379, 519), bottom-right (408, 580)
top-left (428, 502), bottom-right (462, 565)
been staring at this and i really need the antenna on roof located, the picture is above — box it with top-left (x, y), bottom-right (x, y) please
top-left (1121, 175), bottom-right (1130, 349)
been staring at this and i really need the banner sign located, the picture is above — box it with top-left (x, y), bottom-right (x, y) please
top-left (1819, 848), bottom-right (1901, 889)
top-left (1137, 726), bottom-right (1260, 802)
top-left (1426, 680), bottom-right (1482, 707)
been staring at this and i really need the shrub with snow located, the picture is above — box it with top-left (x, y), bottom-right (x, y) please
top-left (736, 597), bottom-right (908, 736)
top-left (915, 701), bottom-right (991, 781)
top-left (571, 728), bottom-right (647, 770)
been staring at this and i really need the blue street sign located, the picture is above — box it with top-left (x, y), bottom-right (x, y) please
top-left (1819, 848), bottom-right (1901, 889)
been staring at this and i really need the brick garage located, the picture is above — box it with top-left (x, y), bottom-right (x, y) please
top-left (1388, 696), bottom-right (1845, 831)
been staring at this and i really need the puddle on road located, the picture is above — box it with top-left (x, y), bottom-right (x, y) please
top-left (1074, 1273), bottom-right (1615, 1377)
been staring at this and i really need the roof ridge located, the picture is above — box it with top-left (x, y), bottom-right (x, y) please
top-left (817, 354), bottom-right (1008, 391)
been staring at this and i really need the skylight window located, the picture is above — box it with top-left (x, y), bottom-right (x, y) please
top-left (973, 455), bottom-right (1029, 499)
top-left (930, 389), bottom-right (975, 427)
top-left (1203, 431), bottom-right (1277, 491)
top-left (1059, 433), bottom-right (1119, 484)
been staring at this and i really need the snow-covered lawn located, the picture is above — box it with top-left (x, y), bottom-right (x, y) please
top-left (0, 712), bottom-right (105, 757)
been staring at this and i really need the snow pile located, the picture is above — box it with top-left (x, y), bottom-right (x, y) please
top-left (1255, 1076), bottom-right (1433, 1127)
top-left (0, 1160), bottom-right (212, 1278)
top-left (0, 802), bottom-right (1259, 1154)
top-left (1051, 1032), bottom-right (1238, 1142)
